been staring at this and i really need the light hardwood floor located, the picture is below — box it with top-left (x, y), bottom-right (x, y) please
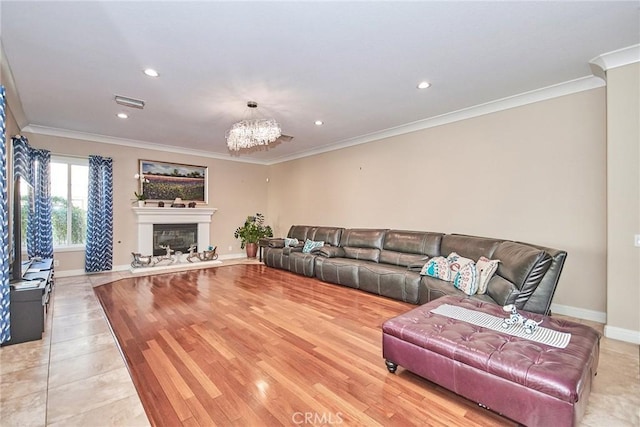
top-left (1, 260), bottom-right (638, 426)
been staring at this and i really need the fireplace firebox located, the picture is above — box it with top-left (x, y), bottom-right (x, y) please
top-left (152, 223), bottom-right (197, 256)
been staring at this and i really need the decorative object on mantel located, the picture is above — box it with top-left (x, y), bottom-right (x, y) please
top-left (226, 101), bottom-right (282, 151)
top-left (234, 213), bottom-right (273, 258)
top-left (134, 191), bottom-right (147, 207)
top-left (139, 159), bottom-right (207, 203)
top-left (158, 201), bottom-right (164, 207)
top-left (186, 244), bottom-right (218, 263)
top-left (171, 197), bottom-right (186, 208)
top-left (188, 201), bottom-right (197, 208)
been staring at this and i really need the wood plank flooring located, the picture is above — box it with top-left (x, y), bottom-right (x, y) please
top-left (94, 264), bottom-right (514, 426)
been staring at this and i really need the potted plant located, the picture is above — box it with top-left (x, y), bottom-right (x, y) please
top-left (234, 213), bottom-right (273, 258)
top-left (134, 191), bottom-right (147, 207)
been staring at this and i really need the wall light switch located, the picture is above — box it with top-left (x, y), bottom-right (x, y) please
top-left (635, 234), bottom-right (640, 248)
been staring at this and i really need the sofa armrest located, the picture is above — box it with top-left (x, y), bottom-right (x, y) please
top-left (316, 246), bottom-right (346, 258)
top-left (406, 258), bottom-right (429, 272)
top-left (267, 238), bottom-right (285, 248)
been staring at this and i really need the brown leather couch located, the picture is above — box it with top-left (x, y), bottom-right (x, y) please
top-left (264, 226), bottom-right (566, 315)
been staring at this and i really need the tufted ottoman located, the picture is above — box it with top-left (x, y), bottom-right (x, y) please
top-left (382, 296), bottom-right (600, 426)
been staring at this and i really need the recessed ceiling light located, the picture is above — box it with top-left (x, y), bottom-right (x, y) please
top-left (417, 81), bottom-right (431, 89)
top-left (314, 120), bottom-right (324, 126)
top-left (116, 113), bottom-right (128, 119)
top-left (143, 68), bottom-right (159, 77)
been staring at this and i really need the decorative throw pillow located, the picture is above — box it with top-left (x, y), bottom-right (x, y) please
top-left (420, 256), bottom-right (451, 281)
top-left (453, 262), bottom-right (479, 295)
top-left (302, 239), bottom-right (324, 253)
top-left (475, 256), bottom-right (500, 294)
top-left (447, 252), bottom-right (475, 279)
top-left (284, 237), bottom-right (299, 247)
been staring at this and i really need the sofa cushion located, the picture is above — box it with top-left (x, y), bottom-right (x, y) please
top-left (486, 275), bottom-right (519, 306)
top-left (339, 228), bottom-right (386, 249)
top-left (379, 251), bottom-right (427, 267)
top-left (492, 241), bottom-right (552, 294)
top-left (308, 227), bottom-right (343, 247)
top-left (383, 230), bottom-right (443, 257)
top-left (358, 263), bottom-right (421, 303)
top-left (287, 225), bottom-right (314, 241)
top-left (343, 247), bottom-right (380, 262)
top-left (441, 234), bottom-right (501, 261)
top-left (316, 246), bottom-right (345, 258)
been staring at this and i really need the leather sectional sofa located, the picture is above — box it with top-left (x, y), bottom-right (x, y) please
top-left (264, 226), bottom-right (567, 315)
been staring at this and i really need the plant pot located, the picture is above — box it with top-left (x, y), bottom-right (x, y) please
top-left (245, 242), bottom-right (258, 258)
top-left (137, 200), bottom-right (146, 207)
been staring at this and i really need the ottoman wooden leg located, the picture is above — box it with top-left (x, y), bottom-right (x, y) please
top-left (385, 360), bottom-right (398, 373)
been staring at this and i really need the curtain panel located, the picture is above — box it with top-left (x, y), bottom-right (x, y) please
top-left (27, 149), bottom-right (53, 258)
top-left (0, 87), bottom-right (11, 343)
top-left (85, 155), bottom-right (113, 273)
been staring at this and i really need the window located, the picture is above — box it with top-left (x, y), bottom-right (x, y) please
top-left (51, 156), bottom-right (89, 248)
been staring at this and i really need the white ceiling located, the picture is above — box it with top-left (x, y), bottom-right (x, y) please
top-left (1, 1), bottom-right (638, 164)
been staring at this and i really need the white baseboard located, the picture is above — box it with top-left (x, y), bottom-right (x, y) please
top-left (604, 325), bottom-right (640, 345)
top-left (550, 303), bottom-right (607, 324)
top-left (552, 303), bottom-right (640, 344)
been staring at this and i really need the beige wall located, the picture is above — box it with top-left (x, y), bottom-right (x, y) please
top-left (606, 62), bottom-right (640, 337)
top-left (24, 133), bottom-right (270, 272)
top-left (268, 88), bottom-right (608, 313)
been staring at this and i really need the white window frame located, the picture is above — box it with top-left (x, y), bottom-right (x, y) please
top-left (51, 155), bottom-right (89, 251)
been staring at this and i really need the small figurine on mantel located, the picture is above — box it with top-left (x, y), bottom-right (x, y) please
top-left (171, 197), bottom-right (186, 208)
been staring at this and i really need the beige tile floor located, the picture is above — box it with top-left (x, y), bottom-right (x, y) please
top-left (1, 261), bottom-right (638, 426)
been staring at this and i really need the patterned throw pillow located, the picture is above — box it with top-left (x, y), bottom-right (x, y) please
top-left (420, 256), bottom-right (451, 281)
top-left (475, 256), bottom-right (500, 294)
top-left (447, 252), bottom-right (475, 277)
top-left (302, 239), bottom-right (324, 253)
top-left (284, 237), bottom-right (299, 247)
top-left (454, 262), bottom-right (479, 295)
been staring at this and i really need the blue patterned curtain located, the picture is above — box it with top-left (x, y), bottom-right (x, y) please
top-left (27, 149), bottom-right (53, 258)
top-left (12, 135), bottom-right (31, 183)
top-left (85, 155), bottom-right (113, 272)
top-left (0, 86), bottom-right (11, 344)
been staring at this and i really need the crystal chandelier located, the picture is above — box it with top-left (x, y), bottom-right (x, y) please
top-left (226, 101), bottom-right (282, 151)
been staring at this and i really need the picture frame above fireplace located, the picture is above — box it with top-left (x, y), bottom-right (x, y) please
top-left (139, 160), bottom-right (208, 203)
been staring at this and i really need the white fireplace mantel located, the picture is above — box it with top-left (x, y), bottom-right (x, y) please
top-left (132, 207), bottom-right (217, 255)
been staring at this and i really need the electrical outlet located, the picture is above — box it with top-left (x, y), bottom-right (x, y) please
top-left (228, 246), bottom-right (233, 251)
top-left (53, 259), bottom-right (60, 267)
top-left (635, 234), bottom-right (640, 248)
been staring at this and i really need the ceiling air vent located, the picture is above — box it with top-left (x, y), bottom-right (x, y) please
top-left (115, 95), bottom-right (145, 109)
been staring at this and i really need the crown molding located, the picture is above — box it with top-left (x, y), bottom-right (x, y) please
top-left (21, 75), bottom-right (605, 167)
top-left (265, 75), bottom-right (605, 165)
top-left (590, 44), bottom-right (640, 73)
top-left (1, 40), bottom-right (29, 129)
top-left (21, 125), bottom-right (268, 165)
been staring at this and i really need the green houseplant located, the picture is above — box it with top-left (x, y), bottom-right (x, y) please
top-left (134, 191), bottom-right (147, 207)
top-left (234, 213), bottom-right (273, 257)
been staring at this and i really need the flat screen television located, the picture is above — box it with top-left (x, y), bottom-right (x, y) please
top-left (10, 175), bottom-right (34, 282)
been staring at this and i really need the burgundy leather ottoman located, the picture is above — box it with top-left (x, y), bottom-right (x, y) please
top-left (382, 296), bottom-right (600, 426)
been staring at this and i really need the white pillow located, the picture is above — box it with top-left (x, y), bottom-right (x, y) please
top-left (475, 256), bottom-right (500, 294)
